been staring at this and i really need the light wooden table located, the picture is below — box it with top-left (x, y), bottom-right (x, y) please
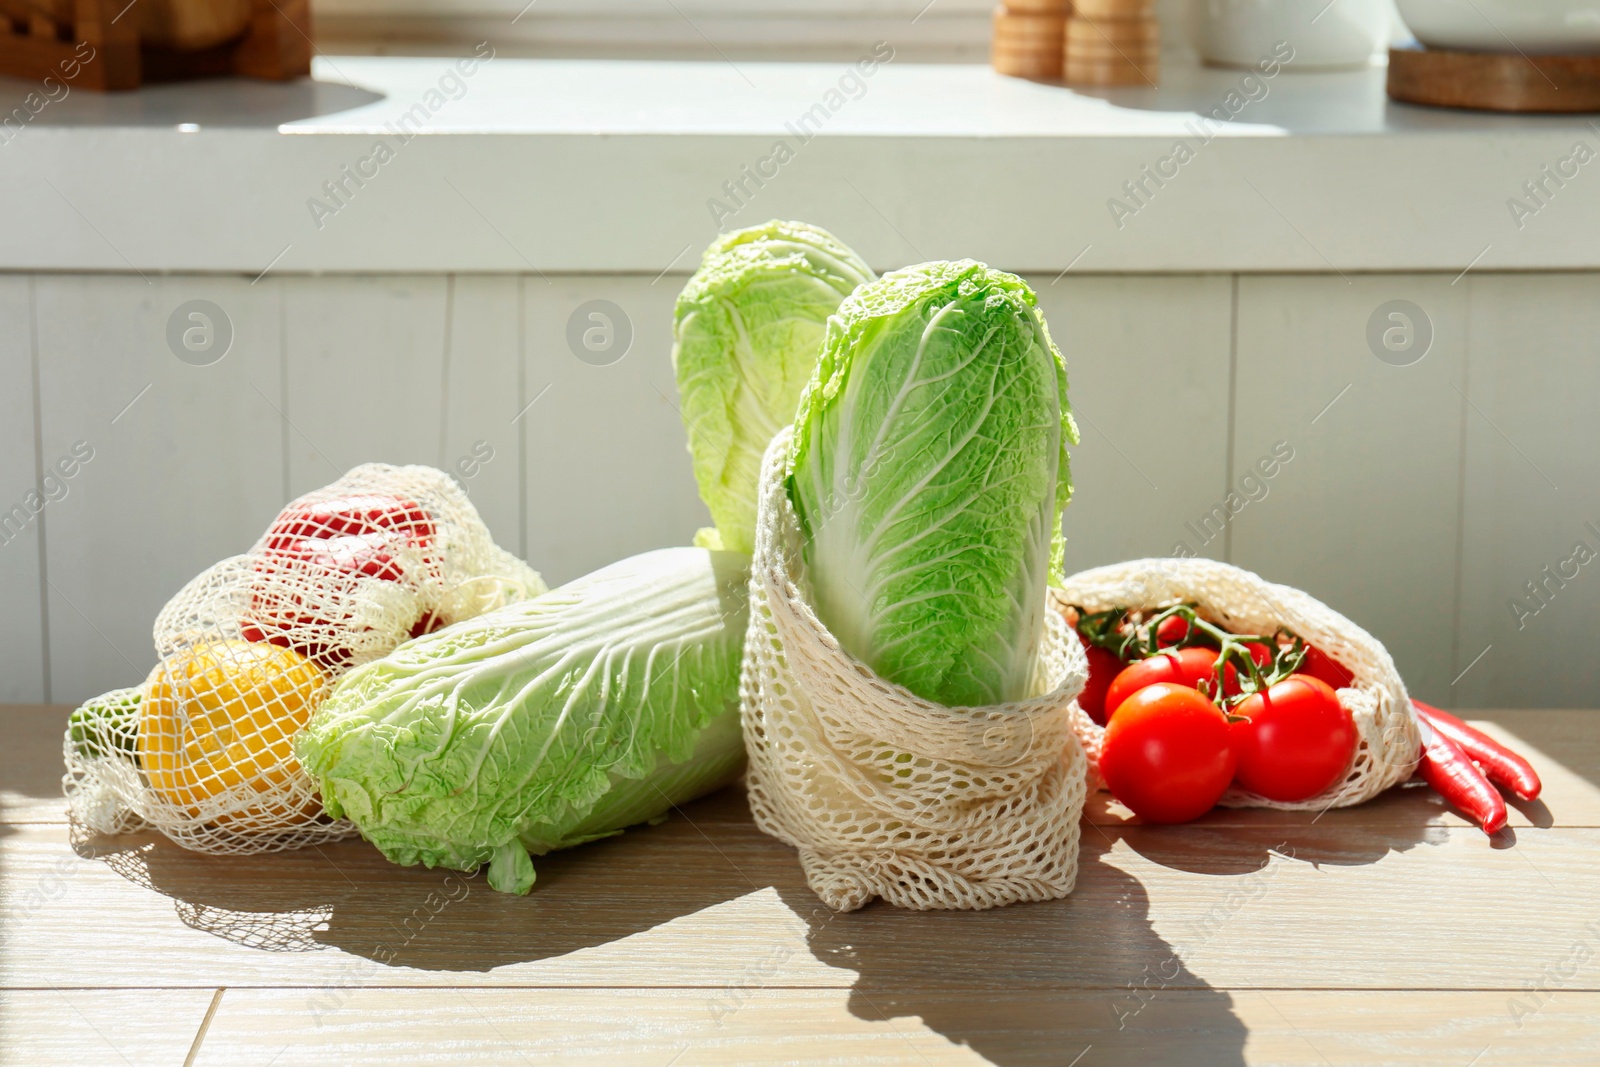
top-left (3, 706), bottom-right (1596, 1066)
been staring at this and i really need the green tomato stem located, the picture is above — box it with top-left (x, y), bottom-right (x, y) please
top-left (1071, 602), bottom-right (1309, 711)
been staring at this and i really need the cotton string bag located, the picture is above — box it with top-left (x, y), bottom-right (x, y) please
top-left (63, 463), bottom-right (545, 854)
top-left (740, 429), bottom-right (1091, 912)
top-left (1053, 557), bottom-right (1420, 809)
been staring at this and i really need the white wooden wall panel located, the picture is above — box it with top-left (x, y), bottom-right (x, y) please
top-left (440, 275), bottom-right (524, 557)
top-left (1454, 274), bottom-right (1600, 710)
top-left (1230, 276), bottom-right (1467, 704)
top-left (35, 276), bottom-right (287, 705)
top-left (281, 276), bottom-right (449, 496)
top-left (5, 269), bottom-right (1596, 709)
top-left (0, 277), bottom-right (44, 702)
top-left (1030, 275), bottom-right (1233, 575)
top-left (522, 276), bottom-right (707, 586)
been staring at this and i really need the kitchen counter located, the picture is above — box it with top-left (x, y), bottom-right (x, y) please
top-left (1, 54), bottom-right (1598, 273)
top-left (3, 704), bottom-right (1597, 1064)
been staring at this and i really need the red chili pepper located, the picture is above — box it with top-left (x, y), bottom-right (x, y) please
top-left (1416, 716), bottom-right (1507, 834)
top-left (1413, 700), bottom-right (1542, 802)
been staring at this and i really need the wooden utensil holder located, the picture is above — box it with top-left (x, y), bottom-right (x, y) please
top-left (1064, 0), bottom-right (1158, 87)
top-left (0, 0), bottom-right (309, 91)
top-left (992, 1), bottom-right (1069, 80)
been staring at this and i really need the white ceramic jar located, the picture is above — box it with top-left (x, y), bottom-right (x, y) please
top-left (1192, 0), bottom-right (1391, 70)
top-left (1396, 0), bottom-right (1600, 54)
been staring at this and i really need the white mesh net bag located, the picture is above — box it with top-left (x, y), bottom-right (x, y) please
top-left (740, 429), bottom-right (1090, 912)
top-left (1053, 557), bottom-right (1420, 810)
top-left (63, 463), bottom-right (546, 854)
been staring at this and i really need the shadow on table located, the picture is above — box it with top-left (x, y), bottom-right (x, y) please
top-left (773, 833), bottom-right (1252, 1067)
top-left (1103, 781), bottom-right (1453, 878)
top-left (766, 781), bottom-right (1458, 1067)
top-left (77, 786), bottom-right (765, 962)
top-left (75, 775), bottom-right (1455, 1067)
top-left (80, 798), bottom-right (1251, 1065)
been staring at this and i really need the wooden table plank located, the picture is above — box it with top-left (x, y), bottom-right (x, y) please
top-left (0, 988), bottom-right (218, 1066)
top-left (1, 706), bottom-right (69, 825)
top-left (6, 706), bottom-right (1599, 1065)
top-left (5, 815), bottom-right (1598, 994)
top-left (0, 821), bottom-right (842, 990)
top-left (10, 706), bottom-right (1598, 828)
top-left (188, 987), bottom-right (1600, 1066)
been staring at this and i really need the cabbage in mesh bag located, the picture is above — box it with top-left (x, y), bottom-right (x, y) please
top-left (741, 261), bottom-right (1087, 911)
top-left (744, 429), bottom-right (1089, 912)
top-left (62, 463), bottom-right (545, 854)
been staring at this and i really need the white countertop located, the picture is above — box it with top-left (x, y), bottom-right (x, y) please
top-left (2, 54), bottom-right (1598, 273)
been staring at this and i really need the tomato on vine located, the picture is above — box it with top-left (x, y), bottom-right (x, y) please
top-left (1078, 639), bottom-right (1126, 726)
top-left (1103, 647), bottom-right (1221, 720)
top-left (1155, 614), bottom-right (1190, 647)
top-left (1221, 641), bottom-right (1275, 697)
top-left (1099, 683), bottom-right (1236, 823)
top-left (1229, 674), bottom-right (1356, 802)
top-left (1301, 644), bottom-right (1355, 690)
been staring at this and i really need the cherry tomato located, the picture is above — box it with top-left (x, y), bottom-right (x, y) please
top-left (1078, 639), bottom-right (1126, 726)
top-left (1221, 641), bottom-right (1275, 697)
top-left (1099, 683), bottom-right (1237, 823)
top-left (1301, 644), bottom-right (1355, 690)
top-left (1155, 614), bottom-right (1190, 647)
top-left (1104, 647), bottom-right (1220, 718)
top-left (1230, 674), bottom-right (1357, 802)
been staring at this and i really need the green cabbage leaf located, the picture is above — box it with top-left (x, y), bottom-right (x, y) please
top-left (673, 220), bottom-right (874, 554)
top-left (787, 260), bottom-right (1077, 708)
top-left (296, 547), bottom-right (750, 894)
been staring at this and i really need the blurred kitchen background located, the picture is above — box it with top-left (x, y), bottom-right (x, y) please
top-left (2, 0), bottom-right (1595, 710)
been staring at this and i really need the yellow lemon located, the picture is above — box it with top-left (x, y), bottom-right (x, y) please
top-left (138, 640), bottom-right (327, 830)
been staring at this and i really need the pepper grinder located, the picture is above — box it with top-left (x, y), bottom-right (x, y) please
top-left (1065, 0), bottom-right (1159, 86)
top-left (991, 0), bottom-right (1071, 81)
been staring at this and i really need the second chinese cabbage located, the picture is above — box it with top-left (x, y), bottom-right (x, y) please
top-left (296, 547), bottom-right (749, 894)
top-left (673, 220), bottom-right (874, 554)
top-left (786, 260), bottom-right (1077, 707)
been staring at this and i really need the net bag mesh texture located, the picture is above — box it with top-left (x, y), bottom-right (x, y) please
top-left (63, 463), bottom-right (546, 854)
top-left (740, 429), bottom-right (1090, 912)
top-left (1053, 557), bottom-right (1420, 810)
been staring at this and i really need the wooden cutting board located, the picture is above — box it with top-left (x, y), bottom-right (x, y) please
top-left (1388, 45), bottom-right (1600, 113)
